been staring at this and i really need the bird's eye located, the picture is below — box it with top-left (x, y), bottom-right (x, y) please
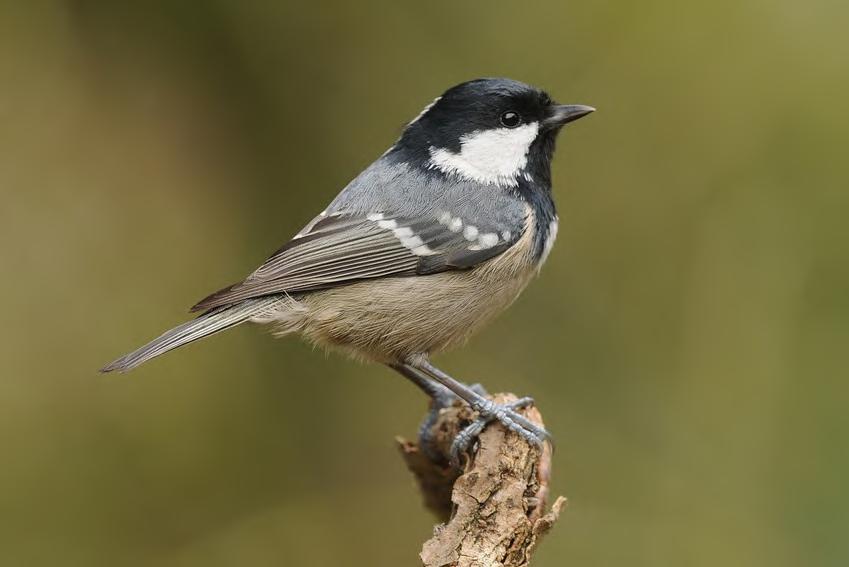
top-left (499, 111), bottom-right (522, 128)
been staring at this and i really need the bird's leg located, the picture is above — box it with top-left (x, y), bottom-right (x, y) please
top-left (389, 363), bottom-right (487, 463)
top-left (402, 358), bottom-right (551, 466)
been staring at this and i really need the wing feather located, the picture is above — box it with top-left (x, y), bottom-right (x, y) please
top-left (191, 211), bottom-right (520, 312)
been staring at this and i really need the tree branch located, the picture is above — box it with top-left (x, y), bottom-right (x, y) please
top-left (398, 393), bottom-right (566, 567)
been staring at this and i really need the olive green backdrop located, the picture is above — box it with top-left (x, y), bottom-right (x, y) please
top-left (1, 1), bottom-right (847, 565)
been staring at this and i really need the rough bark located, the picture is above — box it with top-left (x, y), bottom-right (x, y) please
top-left (398, 393), bottom-right (565, 567)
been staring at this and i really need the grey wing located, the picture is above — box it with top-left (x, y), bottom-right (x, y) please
top-left (190, 211), bottom-right (521, 312)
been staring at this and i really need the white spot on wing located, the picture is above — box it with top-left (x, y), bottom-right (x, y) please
top-left (411, 244), bottom-right (435, 256)
top-left (478, 233), bottom-right (499, 248)
top-left (400, 235), bottom-right (424, 248)
top-left (397, 226), bottom-right (438, 256)
top-left (449, 217), bottom-right (463, 232)
top-left (427, 122), bottom-right (539, 187)
top-left (368, 216), bottom-right (435, 255)
top-left (463, 225), bottom-right (479, 241)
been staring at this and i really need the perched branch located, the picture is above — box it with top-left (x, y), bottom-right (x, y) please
top-left (398, 393), bottom-right (566, 567)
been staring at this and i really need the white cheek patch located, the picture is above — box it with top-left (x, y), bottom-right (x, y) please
top-left (427, 122), bottom-right (539, 187)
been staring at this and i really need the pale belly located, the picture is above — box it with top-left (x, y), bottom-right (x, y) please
top-left (287, 266), bottom-right (536, 362)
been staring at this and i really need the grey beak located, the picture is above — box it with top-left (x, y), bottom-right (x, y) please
top-left (543, 104), bottom-right (595, 129)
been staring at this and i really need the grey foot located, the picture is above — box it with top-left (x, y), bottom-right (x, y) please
top-left (450, 396), bottom-right (551, 467)
top-left (418, 383), bottom-right (489, 462)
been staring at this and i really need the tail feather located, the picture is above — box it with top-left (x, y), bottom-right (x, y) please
top-left (100, 298), bottom-right (278, 373)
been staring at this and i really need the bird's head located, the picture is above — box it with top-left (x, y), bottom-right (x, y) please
top-left (394, 78), bottom-right (594, 187)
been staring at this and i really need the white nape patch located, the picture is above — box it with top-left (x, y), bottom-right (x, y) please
top-left (427, 122), bottom-right (539, 187)
top-left (408, 96), bottom-right (441, 126)
top-left (463, 225), bottom-right (479, 241)
top-left (540, 217), bottom-right (559, 264)
top-left (478, 233), bottom-right (499, 248)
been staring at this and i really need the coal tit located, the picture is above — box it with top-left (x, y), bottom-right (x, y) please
top-left (102, 78), bottom-right (594, 461)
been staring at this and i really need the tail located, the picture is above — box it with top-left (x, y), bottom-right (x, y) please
top-left (100, 297), bottom-right (279, 373)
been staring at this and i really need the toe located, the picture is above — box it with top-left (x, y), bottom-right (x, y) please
top-left (505, 396), bottom-right (535, 410)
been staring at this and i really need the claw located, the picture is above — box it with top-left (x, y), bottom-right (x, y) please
top-left (449, 397), bottom-right (551, 467)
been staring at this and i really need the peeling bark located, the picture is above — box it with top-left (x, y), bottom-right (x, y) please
top-left (398, 393), bottom-right (565, 567)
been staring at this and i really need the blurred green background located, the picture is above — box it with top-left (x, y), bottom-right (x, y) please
top-left (2, 1), bottom-right (847, 565)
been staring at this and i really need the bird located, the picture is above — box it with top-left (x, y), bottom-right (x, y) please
top-left (102, 77), bottom-right (594, 463)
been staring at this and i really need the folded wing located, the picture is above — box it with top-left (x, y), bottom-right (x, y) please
top-left (191, 211), bottom-right (519, 312)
